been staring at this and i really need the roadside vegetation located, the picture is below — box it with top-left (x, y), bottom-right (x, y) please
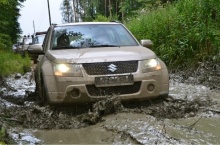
top-left (61, 0), bottom-right (220, 70)
top-left (0, 50), bottom-right (31, 77)
top-left (1, 0), bottom-right (219, 77)
top-left (125, 0), bottom-right (220, 69)
top-left (0, 0), bottom-right (30, 78)
top-left (0, 0), bottom-right (28, 141)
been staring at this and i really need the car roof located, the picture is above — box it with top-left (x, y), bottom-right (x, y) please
top-left (35, 31), bottom-right (47, 35)
top-left (54, 22), bottom-right (121, 27)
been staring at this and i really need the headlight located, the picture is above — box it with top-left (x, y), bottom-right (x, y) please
top-left (54, 63), bottom-right (82, 76)
top-left (141, 58), bottom-right (161, 73)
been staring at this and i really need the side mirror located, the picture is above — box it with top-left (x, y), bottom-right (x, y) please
top-left (27, 44), bottom-right (43, 54)
top-left (140, 39), bottom-right (153, 48)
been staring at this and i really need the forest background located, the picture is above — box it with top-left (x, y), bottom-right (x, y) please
top-left (0, 0), bottom-right (219, 76)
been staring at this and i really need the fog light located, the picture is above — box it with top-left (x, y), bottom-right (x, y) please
top-left (69, 88), bottom-right (80, 98)
top-left (147, 84), bottom-right (155, 92)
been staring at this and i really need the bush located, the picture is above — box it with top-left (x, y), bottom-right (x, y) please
top-left (0, 50), bottom-right (31, 77)
top-left (93, 15), bottom-right (110, 22)
top-left (0, 33), bottom-right (12, 50)
top-left (126, 0), bottom-right (220, 69)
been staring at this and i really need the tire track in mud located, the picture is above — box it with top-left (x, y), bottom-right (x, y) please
top-left (0, 60), bottom-right (220, 144)
top-left (0, 93), bottom-right (215, 129)
top-left (1, 91), bottom-right (219, 144)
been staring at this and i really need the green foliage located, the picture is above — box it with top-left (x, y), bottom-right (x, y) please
top-left (93, 15), bottom-right (110, 22)
top-left (126, 0), bottom-right (220, 69)
top-left (0, 126), bottom-right (6, 141)
top-left (63, 0), bottom-right (176, 22)
top-left (0, 34), bottom-right (12, 50)
top-left (0, 0), bottom-right (23, 48)
top-left (0, 0), bottom-right (28, 76)
top-left (60, 0), bottom-right (73, 23)
top-left (0, 51), bottom-right (31, 77)
top-left (0, 0), bottom-right (8, 4)
top-left (93, 14), bottom-right (119, 23)
top-left (0, 126), bottom-right (6, 145)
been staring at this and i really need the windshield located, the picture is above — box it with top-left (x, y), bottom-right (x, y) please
top-left (51, 24), bottom-right (139, 50)
top-left (34, 34), bottom-right (45, 44)
top-left (23, 37), bottom-right (32, 45)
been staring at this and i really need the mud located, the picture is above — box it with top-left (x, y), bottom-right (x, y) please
top-left (0, 60), bottom-right (219, 144)
top-left (170, 60), bottom-right (220, 91)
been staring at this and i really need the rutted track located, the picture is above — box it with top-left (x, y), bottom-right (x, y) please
top-left (0, 61), bottom-right (220, 144)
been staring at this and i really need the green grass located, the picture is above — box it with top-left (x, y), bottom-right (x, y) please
top-left (0, 50), bottom-right (31, 77)
top-left (125, 0), bottom-right (220, 70)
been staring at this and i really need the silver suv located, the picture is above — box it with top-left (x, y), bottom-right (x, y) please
top-left (17, 35), bottom-right (33, 57)
top-left (29, 22), bottom-right (169, 105)
top-left (27, 31), bottom-right (47, 63)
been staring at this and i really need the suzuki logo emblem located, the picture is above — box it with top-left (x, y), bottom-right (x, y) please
top-left (108, 64), bottom-right (117, 72)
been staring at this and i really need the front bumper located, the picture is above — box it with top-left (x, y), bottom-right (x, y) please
top-left (44, 68), bottom-right (169, 104)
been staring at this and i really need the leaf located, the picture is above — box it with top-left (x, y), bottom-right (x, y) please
top-left (0, 126), bottom-right (6, 139)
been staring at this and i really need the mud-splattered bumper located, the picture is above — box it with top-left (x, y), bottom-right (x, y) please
top-left (44, 68), bottom-right (169, 105)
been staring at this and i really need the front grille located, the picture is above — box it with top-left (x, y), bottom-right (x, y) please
top-left (83, 61), bottom-right (138, 75)
top-left (86, 82), bottom-right (141, 96)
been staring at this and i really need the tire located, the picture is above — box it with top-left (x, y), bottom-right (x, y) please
top-left (160, 94), bottom-right (169, 100)
top-left (38, 76), bottom-right (48, 106)
top-left (33, 59), bottom-right (37, 64)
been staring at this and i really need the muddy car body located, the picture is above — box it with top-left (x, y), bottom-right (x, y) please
top-left (28, 31), bottom-right (47, 63)
top-left (32, 22), bottom-right (169, 105)
top-left (17, 35), bottom-right (33, 57)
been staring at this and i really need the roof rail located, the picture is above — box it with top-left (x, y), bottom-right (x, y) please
top-left (35, 31), bottom-right (47, 35)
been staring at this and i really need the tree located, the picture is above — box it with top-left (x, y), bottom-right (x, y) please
top-left (0, 0), bottom-right (25, 50)
top-left (60, 0), bottom-right (73, 23)
top-left (60, 0), bottom-right (178, 22)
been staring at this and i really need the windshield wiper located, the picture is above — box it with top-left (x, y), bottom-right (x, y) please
top-left (52, 46), bottom-right (80, 50)
top-left (90, 44), bottom-right (120, 47)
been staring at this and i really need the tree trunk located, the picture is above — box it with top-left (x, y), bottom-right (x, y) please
top-left (65, 0), bottom-right (70, 23)
top-left (109, 0), bottom-right (112, 19)
top-left (116, 0), bottom-right (117, 16)
top-left (121, 0), bottom-right (124, 22)
top-left (76, 0), bottom-right (79, 22)
top-left (105, 0), bottom-right (107, 17)
top-left (72, 0), bottom-right (76, 22)
top-left (84, 0), bottom-right (86, 19)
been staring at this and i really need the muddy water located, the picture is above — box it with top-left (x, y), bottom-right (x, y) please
top-left (32, 109), bottom-right (220, 144)
top-left (1, 72), bottom-right (220, 144)
top-left (33, 120), bottom-right (137, 144)
top-left (167, 117), bottom-right (220, 144)
top-left (31, 77), bottom-right (220, 144)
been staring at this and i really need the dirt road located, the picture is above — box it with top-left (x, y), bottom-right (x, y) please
top-left (0, 61), bottom-right (219, 144)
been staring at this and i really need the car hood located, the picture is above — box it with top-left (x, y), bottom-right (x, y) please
top-left (46, 46), bottom-right (157, 63)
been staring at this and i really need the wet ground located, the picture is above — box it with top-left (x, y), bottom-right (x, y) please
top-left (0, 61), bottom-right (219, 144)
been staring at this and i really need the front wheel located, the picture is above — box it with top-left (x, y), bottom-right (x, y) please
top-left (160, 94), bottom-right (169, 100)
top-left (38, 76), bottom-right (48, 106)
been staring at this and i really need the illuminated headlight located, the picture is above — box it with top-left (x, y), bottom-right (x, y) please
top-left (54, 63), bottom-right (82, 76)
top-left (141, 58), bottom-right (161, 73)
